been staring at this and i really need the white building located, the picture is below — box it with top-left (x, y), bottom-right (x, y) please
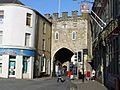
top-left (0, 0), bottom-right (52, 79)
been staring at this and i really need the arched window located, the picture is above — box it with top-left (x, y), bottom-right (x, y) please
top-left (55, 31), bottom-right (59, 40)
top-left (72, 31), bottom-right (76, 40)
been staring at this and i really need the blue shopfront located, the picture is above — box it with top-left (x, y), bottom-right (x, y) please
top-left (0, 48), bottom-right (35, 79)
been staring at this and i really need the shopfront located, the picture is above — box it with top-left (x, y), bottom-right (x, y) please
top-left (100, 19), bottom-right (120, 89)
top-left (0, 48), bottom-right (35, 79)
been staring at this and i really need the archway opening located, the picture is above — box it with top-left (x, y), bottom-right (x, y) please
top-left (54, 48), bottom-right (74, 64)
top-left (52, 48), bottom-right (74, 76)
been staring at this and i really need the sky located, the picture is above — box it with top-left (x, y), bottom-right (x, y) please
top-left (19, 0), bottom-right (94, 16)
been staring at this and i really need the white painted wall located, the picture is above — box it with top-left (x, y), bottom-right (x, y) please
top-left (16, 56), bottom-right (23, 79)
top-left (2, 55), bottom-right (9, 78)
top-left (0, 5), bottom-right (36, 48)
top-left (29, 57), bottom-right (34, 79)
top-left (0, 4), bottom-right (38, 79)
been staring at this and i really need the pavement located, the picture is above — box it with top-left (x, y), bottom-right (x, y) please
top-left (0, 77), bottom-right (109, 90)
top-left (71, 79), bottom-right (109, 90)
top-left (34, 77), bottom-right (109, 90)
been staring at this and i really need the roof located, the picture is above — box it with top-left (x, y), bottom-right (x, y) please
top-left (0, 0), bottom-right (51, 23)
top-left (0, 0), bottom-right (24, 5)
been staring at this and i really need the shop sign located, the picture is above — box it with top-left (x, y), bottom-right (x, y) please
top-left (0, 48), bottom-right (35, 56)
top-left (80, 3), bottom-right (89, 13)
top-left (102, 19), bottom-right (118, 38)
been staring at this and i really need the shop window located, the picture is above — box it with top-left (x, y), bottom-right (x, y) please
top-left (23, 56), bottom-right (29, 73)
top-left (41, 57), bottom-right (44, 71)
top-left (0, 63), bottom-right (2, 73)
top-left (41, 56), bottom-right (46, 72)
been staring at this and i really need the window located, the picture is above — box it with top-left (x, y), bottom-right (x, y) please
top-left (41, 57), bottom-right (44, 71)
top-left (55, 31), bottom-right (59, 40)
top-left (0, 55), bottom-right (2, 61)
top-left (23, 56), bottom-right (29, 73)
top-left (62, 23), bottom-right (67, 28)
top-left (0, 63), bottom-right (2, 74)
top-left (107, 36), bottom-right (119, 74)
top-left (26, 13), bottom-right (32, 26)
top-left (0, 31), bottom-right (3, 44)
top-left (0, 55), bottom-right (2, 74)
top-left (9, 55), bottom-right (16, 59)
top-left (41, 56), bottom-right (46, 72)
top-left (72, 31), bottom-right (76, 40)
top-left (42, 39), bottom-right (45, 50)
top-left (25, 33), bottom-right (31, 46)
top-left (43, 22), bottom-right (46, 34)
top-left (0, 10), bottom-right (4, 19)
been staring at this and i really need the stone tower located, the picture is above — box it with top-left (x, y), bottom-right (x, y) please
top-left (45, 9), bottom-right (92, 76)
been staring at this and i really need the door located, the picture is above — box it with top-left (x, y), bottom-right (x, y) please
top-left (9, 59), bottom-right (16, 77)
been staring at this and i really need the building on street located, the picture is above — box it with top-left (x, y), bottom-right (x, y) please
top-left (45, 2), bottom-right (92, 78)
top-left (0, 0), bottom-right (52, 79)
top-left (91, 0), bottom-right (120, 89)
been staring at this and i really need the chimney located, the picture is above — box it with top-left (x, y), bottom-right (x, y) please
top-left (72, 10), bottom-right (78, 17)
top-left (62, 12), bottom-right (68, 18)
top-left (44, 13), bottom-right (51, 19)
top-left (53, 13), bottom-right (59, 19)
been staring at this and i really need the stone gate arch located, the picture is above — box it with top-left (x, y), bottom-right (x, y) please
top-left (51, 47), bottom-right (74, 76)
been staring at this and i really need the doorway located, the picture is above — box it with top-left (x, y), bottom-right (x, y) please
top-left (9, 59), bottom-right (16, 77)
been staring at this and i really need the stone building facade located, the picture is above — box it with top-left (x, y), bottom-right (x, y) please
top-left (45, 10), bottom-right (92, 77)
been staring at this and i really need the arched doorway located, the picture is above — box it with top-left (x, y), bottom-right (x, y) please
top-left (52, 48), bottom-right (74, 76)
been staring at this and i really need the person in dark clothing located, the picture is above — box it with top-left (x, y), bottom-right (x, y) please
top-left (57, 69), bottom-right (65, 83)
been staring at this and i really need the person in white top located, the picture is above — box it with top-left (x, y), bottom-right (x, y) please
top-left (91, 69), bottom-right (96, 81)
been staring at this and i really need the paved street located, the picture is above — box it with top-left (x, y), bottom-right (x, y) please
top-left (0, 77), bottom-right (109, 90)
top-left (0, 77), bottom-right (77, 90)
top-left (72, 79), bottom-right (109, 90)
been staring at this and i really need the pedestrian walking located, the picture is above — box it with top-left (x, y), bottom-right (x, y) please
top-left (67, 69), bottom-right (73, 80)
top-left (57, 69), bottom-right (65, 83)
top-left (91, 69), bottom-right (96, 81)
top-left (85, 70), bottom-right (91, 81)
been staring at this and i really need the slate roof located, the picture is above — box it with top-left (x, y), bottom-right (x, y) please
top-left (0, 0), bottom-right (24, 5)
